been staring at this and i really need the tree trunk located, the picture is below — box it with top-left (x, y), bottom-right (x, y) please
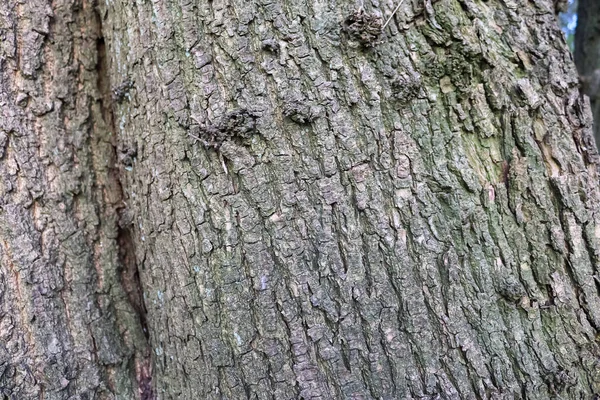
top-left (575, 0), bottom-right (600, 149)
top-left (0, 0), bottom-right (147, 398)
top-left (2, 0), bottom-right (600, 399)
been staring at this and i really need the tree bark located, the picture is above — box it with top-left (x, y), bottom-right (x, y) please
top-left (0, 0), bottom-right (150, 398)
top-left (2, 0), bottom-right (600, 399)
top-left (575, 0), bottom-right (600, 149)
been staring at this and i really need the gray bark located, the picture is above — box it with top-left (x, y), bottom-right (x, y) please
top-left (1, 0), bottom-right (600, 399)
top-left (575, 0), bottom-right (600, 149)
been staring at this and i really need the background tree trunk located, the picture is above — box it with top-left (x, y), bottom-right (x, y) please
top-left (2, 0), bottom-right (600, 399)
top-left (575, 0), bottom-right (600, 149)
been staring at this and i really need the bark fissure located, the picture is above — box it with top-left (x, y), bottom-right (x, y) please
top-left (94, 6), bottom-right (154, 399)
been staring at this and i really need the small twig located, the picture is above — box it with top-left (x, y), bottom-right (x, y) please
top-left (219, 152), bottom-right (229, 175)
top-left (188, 132), bottom-right (203, 141)
top-left (382, 0), bottom-right (406, 30)
top-left (188, 132), bottom-right (213, 148)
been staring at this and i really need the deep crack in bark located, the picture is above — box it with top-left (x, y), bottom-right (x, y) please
top-left (95, 6), bottom-right (154, 400)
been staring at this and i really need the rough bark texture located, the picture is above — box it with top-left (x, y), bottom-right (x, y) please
top-left (0, 0), bottom-right (148, 398)
top-left (575, 0), bottom-right (600, 149)
top-left (2, 0), bottom-right (600, 399)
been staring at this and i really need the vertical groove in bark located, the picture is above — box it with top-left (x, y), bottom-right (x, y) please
top-left (95, 8), bottom-right (154, 398)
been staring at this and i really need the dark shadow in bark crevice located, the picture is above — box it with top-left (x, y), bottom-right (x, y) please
top-left (94, 5), bottom-right (154, 399)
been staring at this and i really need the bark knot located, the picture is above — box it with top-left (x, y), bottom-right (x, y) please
top-left (112, 79), bottom-right (134, 103)
top-left (344, 9), bottom-right (383, 47)
top-left (391, 72), bottom-right (422, 104)
top-left (190, 109), bottom-right (258, 149)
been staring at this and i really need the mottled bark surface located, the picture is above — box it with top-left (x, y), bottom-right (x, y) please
top-left (2, 0), bottom-right (600, 399)
top-left (575, 0), bottom-right (600, 149)
top-left (0, 0), bottom-right (148, 398)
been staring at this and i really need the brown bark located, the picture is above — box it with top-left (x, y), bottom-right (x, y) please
top-left (0, 0), bottom-right (147, 398)
top-left (2, 0), bottom-right (600, 399)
